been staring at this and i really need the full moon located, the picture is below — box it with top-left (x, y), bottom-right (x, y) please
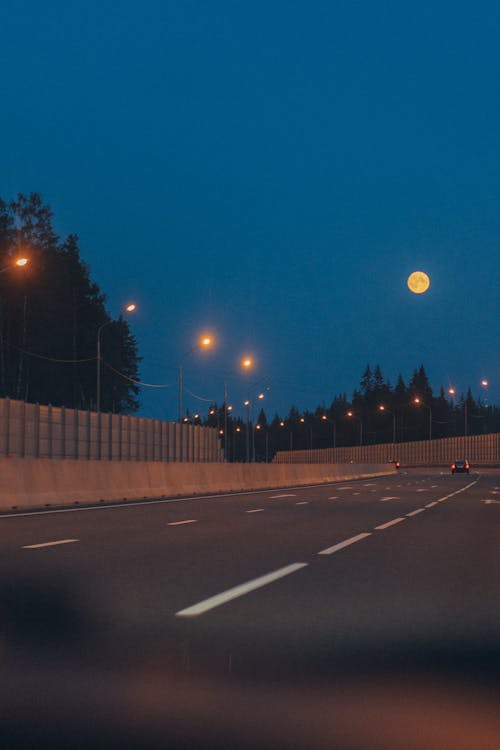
top-left (407, 271), bottom-right (430, 294)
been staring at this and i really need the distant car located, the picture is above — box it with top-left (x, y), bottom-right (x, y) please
top-left (451, 460), bottom-right (470, 474)
top-left (388, 459), bottom-right (400, 469)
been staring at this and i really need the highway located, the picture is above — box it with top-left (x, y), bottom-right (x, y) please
top-left (1, 468), bottom-right (500, 748)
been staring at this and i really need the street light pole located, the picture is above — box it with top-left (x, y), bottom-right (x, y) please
top-left (96, 303), bottom-right (136, 459)
top-left (347, 411), bottom-right (363, 446)
top-left (178, 334), bottom-right (214, 423)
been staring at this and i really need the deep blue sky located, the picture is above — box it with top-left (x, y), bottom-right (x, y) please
top-left (2, 1), bottom-right (499, 420)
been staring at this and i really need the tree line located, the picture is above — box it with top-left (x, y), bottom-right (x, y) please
top-left (0, 193), bottom-right (140, 412)
top-left (199, 364), bottom-right (498, 461)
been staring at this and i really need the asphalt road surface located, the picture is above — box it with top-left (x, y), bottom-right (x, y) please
top-left (1, 468), bottom-right (500, 749)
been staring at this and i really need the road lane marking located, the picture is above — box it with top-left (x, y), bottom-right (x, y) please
top-left (380, 496), bottom-right (399, 502)
top-left (425, 501), bottom-right (438, 508)
top-left (338, 486), bottom-right (354, 490)
top-left (0, 475), bottom-right (407, 521)
top-left (481, 499), bottom-right (500, 505)
top-left (352, 492), bottom-right (360, 496)
top-left (269, 494), bottom-right (296, 499)
top-left (431, 485), bottom-right (438, 488)
top-left (21, 539), bottom-right (79, 549)
top-left (328, 496), bottom-right (339, 500)
top-left (296, 501), bottom-right (309, 506)
top-left (167, 520), bottom-right (197, 526)
top-left (363, 483), bottom-right (376, 487)
top-left (407, 508), bottom-right (426, 516)
top-left (318, 533), bottom-right (371, 556)
top-left (375, 517), bottom-right (405, 530)
top-left (176, 562), bottom-right (308, 617)
top-left (416, 488), bottom-right (429, 492)
top-left (246, 508), bottom-right (265, 513)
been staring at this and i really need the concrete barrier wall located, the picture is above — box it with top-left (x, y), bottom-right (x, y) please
top-left (0, 458), bottom-right (394, 511)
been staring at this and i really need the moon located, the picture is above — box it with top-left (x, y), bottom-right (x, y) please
top-left (407, 271), bottom-right (430, 294)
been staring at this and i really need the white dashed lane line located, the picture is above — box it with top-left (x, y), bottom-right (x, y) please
top-left (375, 517), bottom-right (405, 530)
top-left (407, 508), bottom-right (426, 517)
top-left (21, 539), bottom-right (79, 550)
top-left (380, 496), bottom-right (399, 502)
top-left (268, 494), bottom-right (296, 499)
top-left (318, 533), bottom-right (372, 556)
top-left (246, 509), bottom-right (265, 514)
top-left (167, 520), bottom-right (198, 527)
top-left (176, 563), bottom-right (309, 617)
top-left (425, 501), bottom-right (439, 508)
top-left (296, 501), bottom-right (309, 506)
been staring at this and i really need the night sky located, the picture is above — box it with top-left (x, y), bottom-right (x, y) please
top-left (2, 1), bottom-right (499, 420)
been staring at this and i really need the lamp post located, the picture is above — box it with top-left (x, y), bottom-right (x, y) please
top-left (96, 302), bottom-right (136, 460)
top-left (321, 414), bottom-right (337, 449)
top-left (0, 257), bottom-right (29, 274)
top-left (178, 333), bottom-right (214, 423)
top-left (299, 416), bottom-right (313, 449)
top-left (413, 397), bottom-right (432, 441)
top-left (378, 405), bottom-right (396, 446)
top-left (96, 303), bottom-right (137, 416)
top-left (347, 411), bottom-right (363, 446)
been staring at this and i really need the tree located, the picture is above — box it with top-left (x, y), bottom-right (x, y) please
top-left (0, 193), bottom-right (140, 412)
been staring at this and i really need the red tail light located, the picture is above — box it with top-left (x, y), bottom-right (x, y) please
top-left (451, 464), bottom-right (456, 469)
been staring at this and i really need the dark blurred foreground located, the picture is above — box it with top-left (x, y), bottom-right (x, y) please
top-left (1, 576), bottom-right (500, 750)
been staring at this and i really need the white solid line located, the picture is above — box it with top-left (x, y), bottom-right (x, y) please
top-left (375, 517), bottom-right (405, 530)
top-left (296, 501), bottom-right (309, 506)
top-left (407, 508), bottom-right (426, 517)
top-left (167, 519), bottom-right (197, 526)
top-left (380, 496), bottom-right (399, 502)
top-left (246, 508), bottom-right (265, 514)
top-left (425, 501), bottom-right (438, 508)
top-left (318, 533), bottom-right (371, 556)
top-left (176, 562), bottom-right (308, 617)
top-left (269, 493), bottom-right (296, 499)
top-left (22, 538), bottom-right (79, 549)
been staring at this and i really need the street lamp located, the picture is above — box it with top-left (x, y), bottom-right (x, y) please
top-left (321, 414), bottom-right (337, 449)
top-left (96, 302), bottom-right (137, 415)
top-left (96, 302), bottom-right (137, 460)
top-left (347, 411), bottom-right (363, 446)
top-left (178, 333), bottom-right (214, 423)
top-left (0, 257), bottom-right (29, 274)
top-left (413, 397), bottom-right (432, 441)
top-left (378, 405), bottom-right (396, 446)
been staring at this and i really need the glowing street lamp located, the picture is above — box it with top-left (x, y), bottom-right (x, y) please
top-left (0, 256), bottom-right (29, 274)
top-left (347, 411), bottom-right (363, 445)
top-left (412, 397), bottom-right (432, 441)
top-left (97, 302), bottom-right (137, 415)
top-left (378, 405), bottom-right (396, 445)
top-left (241, 356), bottom-right (253, 371)
top-left (178, 332), bottom-right (215, 423)
top-left (96, 302), bottom-right (137, 460)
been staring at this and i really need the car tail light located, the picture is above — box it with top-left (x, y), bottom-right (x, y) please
top-left (451, 464), bottom-right (456, 469)
top-left (465, 463), bottom-right (470, 469)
